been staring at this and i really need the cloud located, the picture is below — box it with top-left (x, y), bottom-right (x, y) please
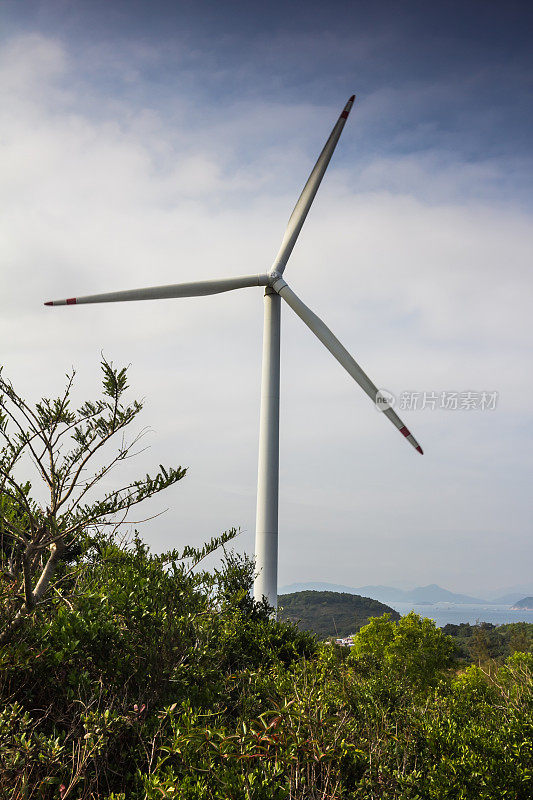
top-left (1, 33), bottom-right (531, 595)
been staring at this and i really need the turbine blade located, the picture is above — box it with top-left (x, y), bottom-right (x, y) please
top-left (272, 278), bottom-right (423, 454)
top-left (270, 94), bottom-right (355, 277)
top-left (44, 274), bottom-right (270, 306)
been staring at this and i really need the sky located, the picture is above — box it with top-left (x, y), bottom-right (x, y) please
top-left (1, 0), bottom-right (532, 597)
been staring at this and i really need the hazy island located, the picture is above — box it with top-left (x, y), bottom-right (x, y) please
top-left (512, 596), bottom-right (533, 610)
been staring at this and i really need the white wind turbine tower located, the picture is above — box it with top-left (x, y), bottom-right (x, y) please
top-left (45, 95), bottom-right (423, 611)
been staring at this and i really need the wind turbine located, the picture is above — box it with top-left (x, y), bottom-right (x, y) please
top-left (45, 94), bottom-right (423, 611)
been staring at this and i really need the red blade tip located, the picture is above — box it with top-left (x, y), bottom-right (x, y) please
top-left (416, 445), bottom-right (424, 455)
top-left (44, 301), bottom-right (53, 306)
top-left (341, 96), bottom-right (356, 119)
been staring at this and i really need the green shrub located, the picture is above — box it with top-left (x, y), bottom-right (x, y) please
top-left (1, 535), bottom-right (531, 799)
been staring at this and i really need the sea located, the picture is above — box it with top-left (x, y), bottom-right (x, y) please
top-left (386, 602), bottom-right (533, 628)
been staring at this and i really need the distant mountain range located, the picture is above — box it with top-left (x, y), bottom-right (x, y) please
top-left (278, 581), bottom-right (531, 605)
top-left (492, 593), bottom-right (529, 605)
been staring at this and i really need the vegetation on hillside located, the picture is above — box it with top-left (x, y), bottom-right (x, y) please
top-left (1, 366), bottom-right (532, 798)
top-left (277, 590), bottom-right (533, 662)
top-left (443, 620), bottom-right (533, 663)
top-left (1, 529), bottom-right (532, 800)
top-left (0, 533), bottom-right (533, 800)
top-left (278, 590), bottom-right (400, 638)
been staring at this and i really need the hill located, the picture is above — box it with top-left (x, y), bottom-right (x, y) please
top-left (512, 597), bottom-right (533, 610)
top-left (278, 590), bottom-right (400, 638)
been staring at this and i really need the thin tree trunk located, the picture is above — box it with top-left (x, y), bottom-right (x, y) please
top-left (0, 540), bottom-right (64, 645)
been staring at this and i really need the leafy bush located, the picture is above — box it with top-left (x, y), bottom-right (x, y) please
top-left (2, 534), bottom-right (532, 799)
top-left (0, 531), bottom-right (318, 798)
top-left (349, 611), bottom-right (456, 691)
